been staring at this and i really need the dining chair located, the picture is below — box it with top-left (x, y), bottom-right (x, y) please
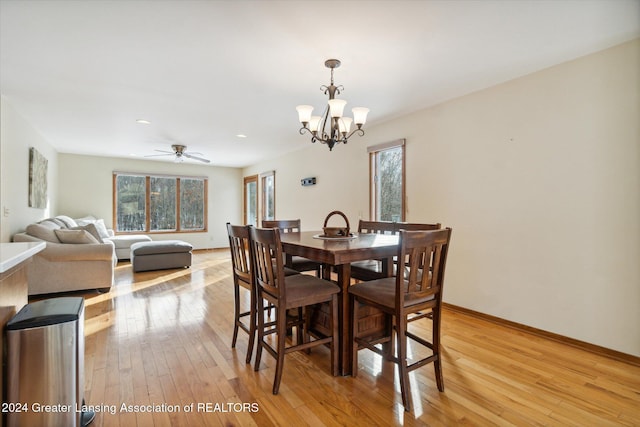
top-left (262, 219), bottom-right (323, 276)
top-left (249, 226), bottom-right (340, 394)
top-left (350, 220), bottom-right (441, 281)
top-left (348, 227), bottom-right (452, 412)
top-left (226, 223), bottom-right (257, 364)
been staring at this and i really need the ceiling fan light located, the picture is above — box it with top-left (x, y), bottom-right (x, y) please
top-left (328, 99), bottom-right (347, 118)
top-left (352, 107), bottom-right (370, 126)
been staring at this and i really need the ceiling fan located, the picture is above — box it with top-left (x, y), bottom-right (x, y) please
top-left (145, 144), bottom-right (210, 163)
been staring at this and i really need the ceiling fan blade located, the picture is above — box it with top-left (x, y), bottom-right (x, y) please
top-left (145, 153), bottom-right (174, 158)
top-left (183, 153), bottom-right (211, 163)
top-left (186, 151), bottom-right (203, 156)
top-left (154, 149), bottom-right (174, 154)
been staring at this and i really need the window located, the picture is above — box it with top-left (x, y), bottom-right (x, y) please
top-left (244, 175), bottom-right (258, 226)
top-left (114, 173), bottom-right (207, 233)
top-left (369, 139), bottom-right (405, 221)
top-left (261, 171), bottom-right (275, 222)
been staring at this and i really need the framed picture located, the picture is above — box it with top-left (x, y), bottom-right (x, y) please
top-left (29, 147), bottom-right (48, 209)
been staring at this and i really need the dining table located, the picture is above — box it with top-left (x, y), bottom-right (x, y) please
top-left (279, 230), bottom-right (399, 375)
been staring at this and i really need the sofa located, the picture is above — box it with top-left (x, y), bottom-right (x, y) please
top-left (12, 215), bottom-right (118, 295)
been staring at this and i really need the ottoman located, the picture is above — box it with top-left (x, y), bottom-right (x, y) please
top-left (130, 240), bottom-right (193, 272)
top-left (106, 234), bottom-right (153, 260)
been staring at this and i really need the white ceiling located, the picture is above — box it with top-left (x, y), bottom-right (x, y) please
top-left (1, 0), bottom-right (638, 167)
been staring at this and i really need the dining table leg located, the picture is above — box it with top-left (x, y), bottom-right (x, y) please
top-left (335, 262), bottom-right (352, 376)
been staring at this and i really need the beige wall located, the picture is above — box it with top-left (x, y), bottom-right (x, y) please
top-left (1, 96), bottom-right (59, 242)
top-left (57, 154), bottom-right (242, 249)
top-left (244, 39), bottom-right (640, 357)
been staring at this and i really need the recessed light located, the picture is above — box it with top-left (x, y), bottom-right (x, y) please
top-left (236, 134), bottom-right (247, 138)
top-left (136, 119), bottom-right (151, 125)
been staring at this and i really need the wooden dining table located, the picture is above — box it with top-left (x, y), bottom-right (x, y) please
top-left (279, 231), bottom-right (399, 375)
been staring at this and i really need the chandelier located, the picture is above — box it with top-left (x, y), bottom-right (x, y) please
top-left (296, 59), bottom-right (369, 151)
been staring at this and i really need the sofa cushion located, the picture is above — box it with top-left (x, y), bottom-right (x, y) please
top-left (26, 223), bottom-right (61, 243)
top-left (76, 217), bottom-right (110, 239)
top-left (70, 223), bottom-right (103, 243)
top-left (55, 215), bottom-right (78, 228)
top-left (39, 218), bottom-right (65, 229)
top-left (55, 229), bottom-right (100, 244)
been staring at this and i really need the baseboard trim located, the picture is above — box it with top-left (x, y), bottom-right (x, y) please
top-left (443, 303), bottom-right (640, 367)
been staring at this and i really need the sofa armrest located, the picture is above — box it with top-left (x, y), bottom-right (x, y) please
top-left (39, 241), bottom-right (116, 262)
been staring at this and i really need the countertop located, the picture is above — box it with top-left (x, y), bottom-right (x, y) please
top-left (0, 242), bottom-right (46, 273)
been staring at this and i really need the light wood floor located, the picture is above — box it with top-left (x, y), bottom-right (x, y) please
top-left (69, 250), bottom-right (639, 426)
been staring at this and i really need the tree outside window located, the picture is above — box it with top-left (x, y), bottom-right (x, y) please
top-left (114, 173), bottom-right (207, 233)
top-left (369, 140), bottom-right (405, 222)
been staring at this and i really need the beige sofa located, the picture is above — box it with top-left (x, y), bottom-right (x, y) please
top-left (12, 215), bottom-right (117, 295)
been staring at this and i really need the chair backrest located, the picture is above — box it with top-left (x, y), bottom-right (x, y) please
top-left (358, 220), bottom-right (396, 235)
top-left (396, 228), bottom-right (452, 309)
top-left (395, 222), bottom-right (441, 231)
top-left (262, 219), bottom-right (301, 233)
top-left (358, 220), bottom-right (441, 235)
top-left (226, 223), bottom-right (253, 286)
top-left (249, 227), bottom-right (285, 300)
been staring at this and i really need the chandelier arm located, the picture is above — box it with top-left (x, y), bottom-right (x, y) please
top-left (345, 128), bottom-right (365, 140)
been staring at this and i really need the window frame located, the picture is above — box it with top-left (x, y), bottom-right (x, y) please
top-left (113, 172), bottom-right (208, 234)
top-left (368, 139), bottom-right (406, 222)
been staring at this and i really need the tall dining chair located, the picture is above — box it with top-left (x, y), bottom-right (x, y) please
top-left (348, 228), bottom-right (452, 412)
top-left (262, 219), bottom-right (322, 276)
top-left (226, 223), bottom-right (257, 364)
top-left (350, 220), bottom-right (441, 282)
top-left (249, 226), bottom-right (340, 394)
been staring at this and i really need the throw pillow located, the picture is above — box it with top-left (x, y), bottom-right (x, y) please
top-left (26, 223), bottom-right (61, 243)
top-left (55, 215), bottom-right (78, 228)
top-left (70, 223), bottom-right (103, 243)
top-left (54, 229), bottom-right (99, 244)
top-left (75, 215), bottom-right (97, 226)
top-left (93, 219), bottom-right (110, 239)
top-left (75, 216), bottom-right (110, 239)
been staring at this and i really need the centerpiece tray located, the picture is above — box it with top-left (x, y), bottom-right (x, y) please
top-left (313, 233), bottom-right (357, 241)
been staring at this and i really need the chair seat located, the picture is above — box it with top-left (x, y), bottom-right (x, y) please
top-left (348, 277), bottom-right (435, 309)
top-left (281, 274), bottom-right (340, 309)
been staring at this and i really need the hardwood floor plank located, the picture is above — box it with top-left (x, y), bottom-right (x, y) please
top-left (51, 249), bottom-right (640, 426)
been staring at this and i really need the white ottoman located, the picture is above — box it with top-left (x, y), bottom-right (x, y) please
top-left (105, 235), bottom-right (152, 260)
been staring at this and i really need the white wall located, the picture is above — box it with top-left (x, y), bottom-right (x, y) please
top-left (1, 96), bottom-right (59, 242)
top-left (244, 39), bottom-right (640, 357)
top-left (57, 154), bottom-right (242, 249)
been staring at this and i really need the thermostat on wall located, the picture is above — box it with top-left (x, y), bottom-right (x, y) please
top-left (301, 177), bottom-right (316, 186)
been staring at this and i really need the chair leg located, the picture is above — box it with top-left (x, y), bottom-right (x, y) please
top-left (297, 307), bottom-right (304, 348)
top-left (396, 316), bottom-right (413, 412)
top-left (231, 284), bottom-right (240, 348)
top-left (245, 287), bottom-right (257, 364)
top-left (272, 305), bottom-right (288, 394)
top-left (433, 310), bottom-right (444, 392)
top-left (254, 295), bottom-right (265, 372)
top-left (330, 295), bottom-right (339, 377)
top-left (351, 295), bottom-right (359, 378)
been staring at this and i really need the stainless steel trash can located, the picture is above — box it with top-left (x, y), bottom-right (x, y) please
top-left (6, 297), bottom-right (94, 427)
